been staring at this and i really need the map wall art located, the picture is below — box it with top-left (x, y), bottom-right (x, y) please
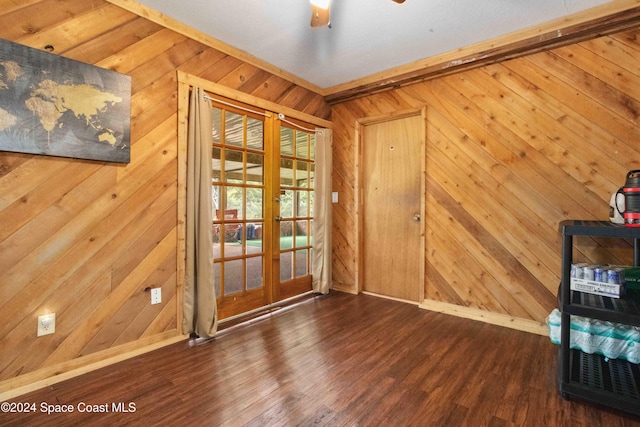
top-left (0, 38), bottom-right (131, 163)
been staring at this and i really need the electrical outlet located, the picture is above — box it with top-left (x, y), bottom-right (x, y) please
top-left (37, 313), bottom-right (56, 337)
top-left (151, 288), bottom-right (162, 305)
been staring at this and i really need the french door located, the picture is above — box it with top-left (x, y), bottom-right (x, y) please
top-left (211, 101), bottom-right (315, 319)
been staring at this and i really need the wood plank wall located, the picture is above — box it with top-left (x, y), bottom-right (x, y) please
top-left (0, 0), bottom-right (330, 393)
top-left (331, 28), bottom-right (640, 324)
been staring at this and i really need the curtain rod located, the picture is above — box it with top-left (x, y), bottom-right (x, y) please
top-left (203, 94), bottom-right (324, 135)
top-left (278, 113), bottom-right (324, 135)
top-left (204, 95), bottom-right (272, 118)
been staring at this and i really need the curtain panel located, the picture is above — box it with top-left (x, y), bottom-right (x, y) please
top-left (312, 128), bottom-right (332, 294)
top-left (183, 87), bottom-right (218, 338)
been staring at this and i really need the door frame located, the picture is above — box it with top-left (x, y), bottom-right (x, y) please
top-left (176, 72), bottom-right (332, 322)
top-left (355, 107), bottom-right (427, 303)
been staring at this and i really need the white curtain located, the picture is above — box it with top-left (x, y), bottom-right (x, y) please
top-left (312, 128), bottom-right (332, 294)
top-left (183, 86), bottom-right (218, 338)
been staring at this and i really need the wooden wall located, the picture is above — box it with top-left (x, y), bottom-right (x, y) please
top-left (0, 0), bottom-right (330, 395)
top-left (331, 28), bottom-right (640, 326)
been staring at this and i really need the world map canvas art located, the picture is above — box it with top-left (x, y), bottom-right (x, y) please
top-left (0, 38), bottom-right (131, 163)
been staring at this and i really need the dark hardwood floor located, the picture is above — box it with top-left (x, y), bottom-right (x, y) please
top-left (2, 291), bottom-right (640, 426)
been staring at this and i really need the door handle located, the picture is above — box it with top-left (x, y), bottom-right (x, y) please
top-left (275, 216), bottom-right (283, 222)
top-left (413, 214), bottom-right (421, 222)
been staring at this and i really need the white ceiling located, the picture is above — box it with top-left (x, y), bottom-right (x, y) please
top-left (134, 0), bottom-right (611, 89)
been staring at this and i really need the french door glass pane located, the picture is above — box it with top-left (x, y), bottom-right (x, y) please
top-left (212, 184), bottom-right (222, 213)
top-left (296, 161), bottom-right (308, 187)
top-left (246, 256), bottom-right (262, 290)
top-left (214, 263), bottom-right (221, 297)
top-left (296, 131), bottom-right (309, 159)
top-left (246, 152), bottom-right (264, 185)
top-left (280, 251), bottom-right (293, 281)
top-left (280, 127), bottom-right (294, 155)
top-left (212, 184), bottom-right (222, 247)
top-left (224, 259), bottom-right (243, 295)
top-left (225, 112), bottom-right (243, 147)
top-left (309, 162), bottom-right (315, 182)
top-left (296, 250), bottom-right (308, 277)
top-left (212, 108), bottom-right (223, 144)
top-left (309, 133), bottom-right (316, 160)
top-left (225, 148), bottom-right (243, 184)
top-left (296, 220), bottom-right (309, 246)
top-left (247, 222), bottom-right (263, 250)
top-left (225, 186), bottom-right (244, 219)
top-left (280, 221), bottom-right (294, 250)
top-left (246, 188), bottom-right (263, 220)
top-left (212, 147), bottom-right (222, 180)
top-left (222, 232), bottom-right (241, 260)
top-left (247, 117), bottom-right (263, 150)
top-left (297, 191), bottom-right (309, 217)
top-left (280, 190), bottom-right (294, 218)
top-left (280, 158), bottom-right (294, 187)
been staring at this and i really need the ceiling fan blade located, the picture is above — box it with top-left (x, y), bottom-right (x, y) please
top-left (310, 4), bottom-right (331, 27)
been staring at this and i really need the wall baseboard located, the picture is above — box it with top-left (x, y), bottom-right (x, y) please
top-left (420, 299), bottom-right (549, 336)
top-left (332, 283), bottom-right (358, 295)
top-left (0, 331), bottom-right (186, 401)
top-left (362, 291), bottom-right (420, 305)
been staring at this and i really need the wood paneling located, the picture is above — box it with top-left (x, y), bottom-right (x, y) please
top-left (2, 0), bottom-right (638, 400)
top-left (331, 27), bottom-right (640, 324)
top-left (0, 0), bottom-right (330, 395)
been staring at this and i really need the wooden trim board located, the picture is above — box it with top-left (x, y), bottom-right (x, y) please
top-left (105, 0), bottom-right (324, 95)
top-left (362, 291), bottom-right (421, 306)
top-left (177, 72), bottom-right (332, 130)
top-left (176, 78), bottom-right (189, 336)
top-left (331, 282), bottom-right (358, 295)
top-left (0, 332), bottom-right (187, 401)
top-left (325, 0), bottom-right (640, 102)
top-left (109, 0), bottom-right (640, 103)
top-left (420, 299), bottom-right (549, 336)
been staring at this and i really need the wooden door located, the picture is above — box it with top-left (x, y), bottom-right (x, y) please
top-left (361, 112), bottom-right (425, 302)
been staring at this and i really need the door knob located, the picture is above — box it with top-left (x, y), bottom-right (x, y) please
top-left (275, 216), bottom-right (283, 222)
top-left (413, 214), bottom-right (421, 222)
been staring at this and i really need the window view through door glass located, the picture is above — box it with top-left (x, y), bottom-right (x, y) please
top-left (279, 126), bottom-right (315, 282)
top-left (211, 107), bottom-right (264, 298)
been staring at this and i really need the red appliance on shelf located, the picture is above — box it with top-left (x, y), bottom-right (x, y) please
top-left (622, 170), bottom-right (640, 227)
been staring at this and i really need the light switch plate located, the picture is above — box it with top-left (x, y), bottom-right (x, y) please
top-left (332, 192), bottom-right (338, 203)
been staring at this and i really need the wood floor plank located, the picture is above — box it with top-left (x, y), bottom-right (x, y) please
top-left (2, 292), bottom-right (640, 426)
